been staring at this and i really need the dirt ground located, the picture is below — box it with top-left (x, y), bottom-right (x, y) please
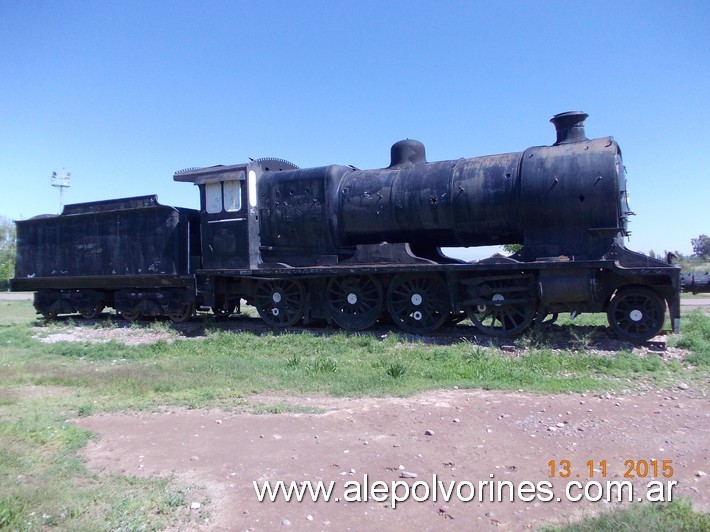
top-left (75, 386), bottom-right (709, 531)
top-left (7, 292), bottom-right (707, 529)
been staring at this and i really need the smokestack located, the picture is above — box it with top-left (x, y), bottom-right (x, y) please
top-left (550, 111), bottom-right (589, 145)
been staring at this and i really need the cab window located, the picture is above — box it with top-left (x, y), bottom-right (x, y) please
top-left (205, 180), bottom-right (242, 214)
top-left (223, 180), bottom-right (241, 212)
top-left (205, 182), bottom-right (222, 213)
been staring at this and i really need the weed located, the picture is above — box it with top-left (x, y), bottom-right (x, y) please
top-left (513, 329), bottom-right (556, 350)
top-left (0, 498), bottom-right (19, 529)
top-left (569, 328), bottom-right (593, 351)
top-left (465, 346), bottom-right (490, 362)
top-left (251, 402), bottom-right (324, 415)
top-left (165, 488), bottom-right (187, 508)
top-left (352, 333), bottom-right (380, 353)
top-left (386, 361), bottom-right (407, 379)
top-left (306, 357), bottom-right (338, 374)
top-left (540, 499), bottom-right (709, 531)
top-left (669, 310), bottom-right (710, 366)
top-left (77, 403), bottom-right (94, 417)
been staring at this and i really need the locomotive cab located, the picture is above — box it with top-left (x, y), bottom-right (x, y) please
top-left (174, 158), bottom-right (300, 270)
top-left (175, 164), bottom-right (252, 270)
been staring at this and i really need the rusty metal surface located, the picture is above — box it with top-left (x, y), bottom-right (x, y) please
top-left (9, 112), bottom-right (683, 342)
top-left (247, 113), bottom-right (627, 266)
top-left (14, 196), bottom-right (199, 280)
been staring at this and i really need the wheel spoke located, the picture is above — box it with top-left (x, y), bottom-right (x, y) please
top-left (607, 287), bottom-right (665, 342)
top-left (466, 277), bottom-right (535, 337)
top-left (80, 300), bottom-right (104, 319)
top-left (121, 309), bottom-right (141, 322)
top-left (326, 275), bottom-right (383, 331)
top-left (255, 279), bottom-right (305, 327)
top-left (168, 304), bottom-right (194, 323)
top-left (386, 273), bottom-right (448, 334)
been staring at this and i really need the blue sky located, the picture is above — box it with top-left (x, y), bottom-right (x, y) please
top-left (1, 0), bottom-right (708, 259)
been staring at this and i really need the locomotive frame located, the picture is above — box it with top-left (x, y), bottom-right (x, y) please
top-left (11, 112), bottom-right (682, 342)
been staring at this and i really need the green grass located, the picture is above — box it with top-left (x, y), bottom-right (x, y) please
top-left (542, 500), bottom-right (710, 531)
top-left (1, 329), bottom-right (690, 409)
top-left (0, 299), bottom-right (37, 325)
top-left (0, 396), bottom-right (208, 530)
top-left (1, 300), bottom-right (708, 530)
top-left (2, 304), bottom-right (708, 410)
top-left (668, 310), bottom-right (710, 366)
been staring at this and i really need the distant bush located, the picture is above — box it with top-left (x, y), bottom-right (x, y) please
top-left (0, 216), bottom-right (15, 290)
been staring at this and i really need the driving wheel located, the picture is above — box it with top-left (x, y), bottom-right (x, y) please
top-left (386, 273), bottom-right (449, 334)
top-left (326, 275), bottom-right (383, 330)
top-left (255, 279), bottom-right (306, 327)
top-left (466, 277), bottom-right (535, 336)
top-left (607, 286), bottom-right (665, 342)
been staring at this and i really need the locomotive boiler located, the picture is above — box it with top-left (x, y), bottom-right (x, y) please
top-left (252, 111), bottom-right (628, 265)
top-left (12, 112), bottom-right (682, 342)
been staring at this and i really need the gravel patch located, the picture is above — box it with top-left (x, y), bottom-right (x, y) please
top-left (33, 326), bottom-right (179, 346)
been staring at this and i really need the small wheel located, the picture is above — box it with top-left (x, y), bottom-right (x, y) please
top-left (168, 304), bottom-right (194, 323)
top-left (255, 279), bottom-right (305, 327)
top-left (326, 275), bottom-right (383, 330)
top-left (466, 278), bottom-right (535, 337)
top-left (212, 299), bottom-right (240, 318)
top-left (607, 287), bottom-right (665, 342)
top-left (42, 309), bottom-right (59, 320)
top-left (79, 301), bottom-right (104, 320)
top-left (212, 305), bottom-right (234, 318)
top-left (386, 273), bottom-right (449, 334)
top-left (121, 309), bottom-right (141, 322)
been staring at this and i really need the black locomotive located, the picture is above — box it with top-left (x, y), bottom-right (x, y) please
top-left (11, 112), bottom-right (683, 342)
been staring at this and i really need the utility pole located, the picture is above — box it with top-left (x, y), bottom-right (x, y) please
top-left (51, 168), bottom-right (71, 213)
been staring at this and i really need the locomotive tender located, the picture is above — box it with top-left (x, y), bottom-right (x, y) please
top-left (11, 112), bottom-right (682, 342)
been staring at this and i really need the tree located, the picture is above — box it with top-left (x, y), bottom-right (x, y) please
top-left (0, 216), bottom-right (16, 290)
top-left (502, 243), bottom-right (522, 255)
top-left (691, 234), bottom-right (710, 260)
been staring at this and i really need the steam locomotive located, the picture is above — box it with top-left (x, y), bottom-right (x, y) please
top-left (11, 112), bottom-right (684, 342)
